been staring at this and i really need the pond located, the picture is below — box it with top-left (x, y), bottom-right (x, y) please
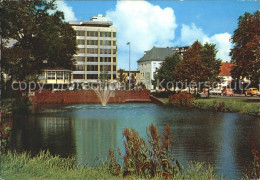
top-left (9, 103), bottom-right (259, 179)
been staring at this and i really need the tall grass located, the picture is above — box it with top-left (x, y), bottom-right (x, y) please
top-left (0, 150), bottom-right (115, 179)
top-left (0, 151), bottom-right (223, 179)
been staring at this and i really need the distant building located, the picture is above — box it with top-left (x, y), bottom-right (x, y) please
top-left (69, 14), bottom-right (117, 83)
top-left (116, 70), bottom-right (141, 85)
top-left (218, 62), bottom-right (250, 89)
top-left (38, 67), bottom-right (72, 85)
top-left (137, 46), bottom-right (188, 90)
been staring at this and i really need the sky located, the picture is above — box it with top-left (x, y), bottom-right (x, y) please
top-left (55, 0), bottom-right (259, 70)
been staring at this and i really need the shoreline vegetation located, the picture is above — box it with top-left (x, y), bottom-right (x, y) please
top-left (158, 95), bottom-right (260, 116)
top-left (0, 151), bottom-right (222, 180)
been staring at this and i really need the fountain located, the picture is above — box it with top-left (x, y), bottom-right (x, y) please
top-left (93, 80), bottom-right (114, 107)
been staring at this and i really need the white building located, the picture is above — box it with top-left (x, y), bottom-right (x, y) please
top-left (69, 14), bottom-right (117, 83)
top-left (137, 46), bottom-right (188, 90)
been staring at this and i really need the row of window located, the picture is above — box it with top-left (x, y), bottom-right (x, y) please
top-left (76, 31), bottom-right (116, 37)
top-left (77, 48), bottom-right (117, 54)
top-left (76, 65), bottom-right (116, 71)
top-left (46, 72), bottom-right (69, 80)
top-left (77, 40), bottom-right (116, 46)
top-left (75, 57), bottom-right (117, 62)
top-left (73, 74), bottom-right (116, 80)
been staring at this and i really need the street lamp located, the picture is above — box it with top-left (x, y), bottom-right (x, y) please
top-left (127, 42), bottom-right (131, 90)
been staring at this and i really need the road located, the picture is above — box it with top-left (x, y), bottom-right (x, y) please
top-left (210, 94), bottom-right (260, 100)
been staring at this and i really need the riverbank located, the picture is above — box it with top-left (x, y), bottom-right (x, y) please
top-left (0, 151), bottom-right (222, 179)
top-left (159, 97), bottom-right (260, 116)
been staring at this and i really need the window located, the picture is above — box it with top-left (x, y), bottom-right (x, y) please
top-left (113, 57), bottom-right (116, 62)
top-left (57, 72), bottom-right (63, 79)
top-left (87, 31), bottom-right (98, 37)
top-left (113, 32), bottom-right (116, 37)
top-left (73, 74), bottom-right (84, 79)
top-left (87, 48), bottom-right (98, 54)
top-left (88, 57), bottom-right (98, 62)
top-left (64, 73), bottom-right (69, 80)
top-left (77, 40), bottom-right (85, 45)
top-left (87, 74), bottom-right (98, 80)
top-left (76, 31), bottom-right (85, 36)
top-left (75, 57), bottom-right (85, 62)
top-left (78, 48), bottom-right (85, 53)
top-left (100, 40), bottom-right (111, 46)
top-left (113, 65), bottom-right (116, 71)
top-left (100, 32), bottom-right (111, 37)
top-left (87, 40), bottom-right (98, 45)
top-left (47, 71), bottom-right (55, 80)
top-left (87, 65), bottom-right (98, 71)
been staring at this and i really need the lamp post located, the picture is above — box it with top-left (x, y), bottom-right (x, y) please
top-left (127, 42), bottom-right (131, 90)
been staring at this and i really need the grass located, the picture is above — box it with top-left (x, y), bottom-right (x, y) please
top-left (0, 151), bottom-right (224, 179)
top-left (159, 97), bottom-right (260, 116)
top-left (192, 98), bottom-right (260, 116)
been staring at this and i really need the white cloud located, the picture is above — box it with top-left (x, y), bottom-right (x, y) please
top-left (56, 1), bottom-right (77, 22)
top-left (106, 1), bottom-right (177, 70)
top-left (177, 23), bottom-right (232, 61)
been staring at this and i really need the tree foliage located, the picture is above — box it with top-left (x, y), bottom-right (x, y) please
top-left (154, 53), bottom-right (181, 90)
top-left (230, 11), bottom-right (260, 85)
top-left (1, 0), bottom-right (77, 81)
top-left (175, 41), bottom-right (206, 85)
top-left (175, 41), bottom-right (221, 89)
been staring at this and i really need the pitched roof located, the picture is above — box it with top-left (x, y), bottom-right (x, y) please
top-left (219, 62), bottom-right (234, 76)
top-left (137, 47), bottom-right (175, 63)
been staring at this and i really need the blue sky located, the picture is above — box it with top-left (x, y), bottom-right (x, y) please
top-left (56, 1), bottom-right (259, 70)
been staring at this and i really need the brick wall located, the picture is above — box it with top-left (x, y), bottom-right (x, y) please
top-left (30, 89), bottom-right (151, 104)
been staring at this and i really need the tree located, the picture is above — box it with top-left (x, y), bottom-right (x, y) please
top-left (1, 0), bottom-right (77, 81)
top-left (153, 53), bottom-right (181, 90)
top-left (175, 41), bottom-right (206, 92)
top-left (230, 11), bottom-right (260, 86)
top-left (201, 43), bottom-right (221, 83)
top-left (175, 41), bottom-right (221, 94)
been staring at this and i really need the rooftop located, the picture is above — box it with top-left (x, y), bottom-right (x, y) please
top-left (69, 14), bottom-right (113, 27)
top-left (137, 46), bottom-right (175, 63)
top-left (219, 62), bottom-right (234, 76)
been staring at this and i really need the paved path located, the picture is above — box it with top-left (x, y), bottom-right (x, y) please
top-left (210, 94), bottom-right (260, 100)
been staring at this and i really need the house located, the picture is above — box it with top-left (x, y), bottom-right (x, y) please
top-left (137, 46), bottom-right (188, 90)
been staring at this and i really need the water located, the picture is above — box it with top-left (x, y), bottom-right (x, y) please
top-left (9, 103), bottom-right (259, 179)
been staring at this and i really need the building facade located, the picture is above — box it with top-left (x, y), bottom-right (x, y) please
top-left (69, 14), bottom-right (117, 83)
top-left (137, 46), bottom-right (188, 90)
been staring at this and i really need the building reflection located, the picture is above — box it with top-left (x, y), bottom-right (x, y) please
top-left (9, 116), bottom-right (76, 157)
top-left (74, 118), bottom-right (118, 166)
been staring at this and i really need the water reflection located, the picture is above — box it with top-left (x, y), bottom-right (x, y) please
top-left (9, 103), bottom-right (259, 179)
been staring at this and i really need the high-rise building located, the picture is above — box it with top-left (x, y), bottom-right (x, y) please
top-left (69, 14), bottom-right (117, 83)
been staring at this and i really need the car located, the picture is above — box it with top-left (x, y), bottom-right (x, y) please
top-left (223, 88), bottom-right (234, 96)
top-left (210, 88), bottom-right (222, 95)
top-left (256, 91), bottom-right (260, 97)
top-left (245, 88), bottom-right (258, 96)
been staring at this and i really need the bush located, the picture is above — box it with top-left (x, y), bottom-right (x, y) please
top-left (151, 91), bottom-right (176, 98)
top-left (0, 105), bottom-right (13, 154)
top-left (169, 92), bottom-right (194, 107)
top-left (108, 124), bottom-right (182, 179)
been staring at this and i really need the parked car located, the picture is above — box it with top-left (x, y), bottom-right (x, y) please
top-left (245, 88), bottom-right (259, 96)
top-left (257, 91), bottom-right (260, 97)
top-left (210, 88), bottom-right (222, 95)
top-left (223, 88), bottom-right (234, 96)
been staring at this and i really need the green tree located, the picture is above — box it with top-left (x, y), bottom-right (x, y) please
top-left (201, 43), bottom-right (221, 83)
top-left (230, 11), bottom-right (260, 86)
top-left (1, 0), bottom-right (77, 81)
top-left (154, 53), bottom-right (181, 90)
top-left (175, 41), bottom-right (206, 93)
